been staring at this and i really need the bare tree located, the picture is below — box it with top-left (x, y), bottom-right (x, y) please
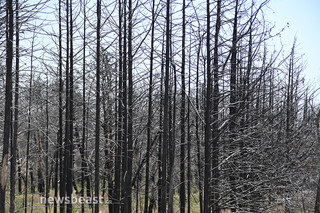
top-left (204, 0), bottom-right (212, 211)
top-left (10, 0), bottom-right (19, 212)
top-left (95, 0), bottom-right (101, 212)
top-left (0, 0), bottom-right (13, 211)
top-left (180, 0), bottom-right (186, 211)
top-left (144, 0), bottom-right (155, 211)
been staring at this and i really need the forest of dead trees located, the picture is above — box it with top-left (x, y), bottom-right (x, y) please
top-left (0, 0), bottom-right (320, 212)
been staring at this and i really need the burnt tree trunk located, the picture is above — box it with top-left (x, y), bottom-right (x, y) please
top-left (180, 0), bottom-right (186, 211)
top-left (144, 0), bottom-right (155, 211)
top-left (204, 0), bottom-right (212, 211)
top-left (10, 0), bottom-right (19, 211)
top-left (0, 0), bottom-right (13, 211)
top-left (95, 0), bottom-right (101, 212)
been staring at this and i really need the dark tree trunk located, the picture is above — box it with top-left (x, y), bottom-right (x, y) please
top-left (114, 0), bottom-right (123, 211)
top-left (180, 0), bottom-right (186, 212)
top-left (10, 1), bottom-right (19, 211)
top-left (204, 0), bottom-right (212, 212)
top-left (81, 1), bottom-right (86, 213)
top-left (67, 0), bottom-right (74, 209)
top-left (229, 1), bottom-right (239, 212)
top-left (168, 56), bottom-right (176, 213)
top-left (57, 0), bottom-right (63, 212)
top-left (121, 0), bottom-right (128, 211)
top-left (45, 73), bottom-right (49, 213)
top-left (187, 36), bottom-right (192, 213)
top-left (144, 0), bottom-right (155, 212)
top-left (61, 0), bottom-right (70, 211)
top-left (161, 0), bottom-right (171, 211)
top-left (95, 0), bottom-right (101, 212)
top-left (65, 0), bottom-right (74, 211)
top-left (107, 134), bottom-right (114, 213)
top-left (212, 0), bottom-right (221, 212)
top-left (101, 56), bottom-right (114, 212)
top-left (18, 151), bottom-right (22, 194)
top-left (196, 34), bottom-right (203, 213)
top-left (25, 34), bottom-right (35, 213)
top-left (158, 32), bottom-right (165, 213)
top-left (126, 0), bottom-right (133, 211)
top-left (30, 167), bottom-right (35, 193)
top-left (0, 0), bottom-right (13, 211)
top-left (314, 111), bottom-right (320, 213)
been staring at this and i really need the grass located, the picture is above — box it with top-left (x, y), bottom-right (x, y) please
top-left (5, 186), bottom-right (306, 213)
top-left (4, 185), bottom-right (203, 213)
top-left (5, 189), bottom-right (110, 213)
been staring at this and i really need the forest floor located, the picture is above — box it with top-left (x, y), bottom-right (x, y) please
top-left (4, 188), bottom-right (310, 213)
top-left (5, 188), bottom-right (201, 213)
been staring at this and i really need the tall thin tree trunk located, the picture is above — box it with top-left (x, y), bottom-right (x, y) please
top-left (65, 0), bottom-right (74, 211)
top-left (0, 0), bottom-right (13, 211)
top-left (121, 0), bottom-right (128, 210)
top-left (161, 0), bottom-right (170, 211)
top-left (187, 33), bottom-right (192, 213)
top-left (114, 0), bottom-right (123, 211)
top-left (158, 32), bottom-right (165, 213)
top-left (81, 1), bottom-right (86, 213)
top-left (25, 34), bottom-right (35, 213)
top-left (204, 0), bottom-right (212, 212)
top-left (10, 1), bottom-right (19, 211)
top-left (57, 0), bottom-right (63, 212)
top-left (180, 0), bottom-right (186, 211)
top-left (144, 0), bottom-right (155, 211)
top-left (95, 0), bottom-right (101, 212)
top-left (196, 35), bottom-right (203, 213)
top-left (229, 1), bottom-right (239, 212)
top-left (127, 0), bottom-right (133, 211)
top-left (67, 0), bottom-right (74, 209)
top-left (168, 57), bottom-right (176, 213)
top-left (212, 0), bottom-right (221, 212)
top-left (45, 74), bottom-right (49, 213)
top-left (61, 0), bottom-right (70, 211)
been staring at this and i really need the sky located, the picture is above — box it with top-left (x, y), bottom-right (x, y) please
top-left (267, 0), bottom-right (320, 93)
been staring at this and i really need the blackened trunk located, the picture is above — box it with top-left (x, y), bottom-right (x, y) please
top-left (144, 0), bottom-right (155, 211)
top-left (81, 1), bottom-right (86, 213)
top-left (204, 0), bottom-right (212, 212)
top-left (45, 73), bottom-right (49, 213)
top-left (158, 32), bottom-right (165, 213)
top-left (161, 0), bottom-right (170, 211)
top-left (25, 34), bottom-right (35, 213)
top-left (57, 0), bottom-right (63, 212)
top-left (212, 0), bottom-right (221, 212)
top-left (126, 0), bottom-right (133, 211)
top-left (10, 1), bottom-right (19, 211)
top-left (0, 0), bottom-right (13, 211)
top-left (314, 111), bottom-right (320, 213)
top-left (67, 0), bottom-right (74, 210)
top-left (180, 0), bottom-right (186, 211)
top-left (95, 0), bottom-right (101, 212)
top-left (121, 0), bottom-right (128, 211)
top-left (18, 151), bottom-right (22, 194)
top-left (196, 35), bottom-right (203, 213)
top-left (187, 34), bottom-right (192, 213)
top-left (229, 1), bottom-right (238, 212)
top-left (114, 0), bottom-right (123, 211)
